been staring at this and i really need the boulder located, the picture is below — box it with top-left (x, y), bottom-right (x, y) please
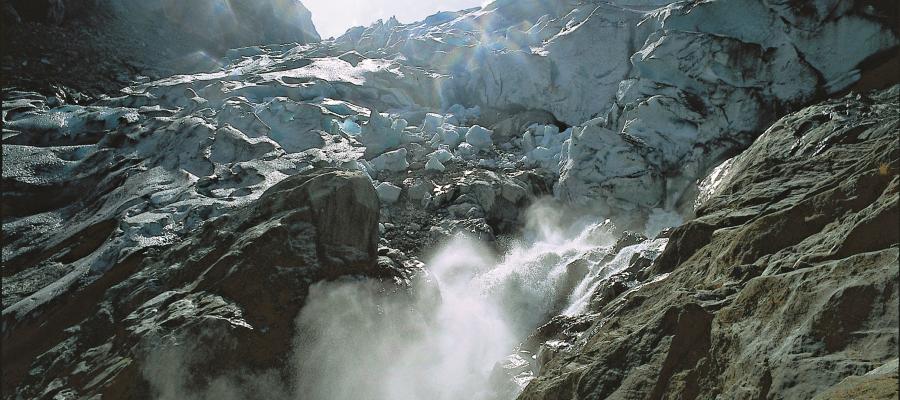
top-left (360, 112), bottom-right (403, 157)
top-left (375, 181), bottom-right (402, 204)
top-left (422, 113), bottom-right (444, 134)
top-left (425, 157), bottom-right (446, 172)
top-left (436, 126), bottom-right (461, 149)
top-left (267, 169), bottom-right (380, 266)
top-left (371, 148), bottom-right (410, 172)
top-left (427, 148), bottom-right (453, 163)
top-left (465, 125), bottom-right (493, 150)
top-left (407, 179), bottom-right (435, 202)
top-left (456, 142), bottom-right (477, 160)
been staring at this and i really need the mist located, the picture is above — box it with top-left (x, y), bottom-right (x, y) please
top-left (142, 338), bottom-right (291, 400)
top-left (292, 199), bottom-right (618, 399)
top-left (294, 235), bottom-right (514, 400)
top-left (140, 200), bottom-right (630, 399)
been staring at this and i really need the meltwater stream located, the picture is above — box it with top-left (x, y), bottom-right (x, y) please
top-left (293, 203), bottom-right (667, 400)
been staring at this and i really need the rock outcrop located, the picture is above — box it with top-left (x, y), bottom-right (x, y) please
top-left (2, 168), bottom-right (403, 398)
top-left (121, 0), bottom-right (320, 53)
top-left (4, 0), bottom-right (319, 44)
top-left (2, 0), bottom-right (320, 96)
top-left (519, 85), bottom-right (899, 400)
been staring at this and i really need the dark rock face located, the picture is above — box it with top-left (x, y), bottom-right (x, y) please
top-left (7, 0), bottom-right (65, 24)
top-left (1, 168), bottom-right (396, 399)
top-left (256, 170), bottom-right (380, 272)
top-left (519, 86), bottom-right (899, 399)
top-left (5, 0), bottom-right (319, 43)
top-left (1, 0), bottom-right (320, 96)
top-left (375, 161), bottom-right (553, 255)
top-left (128, 0), bottom-right (320, 53)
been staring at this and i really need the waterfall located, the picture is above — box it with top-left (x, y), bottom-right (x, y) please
top-left (293, 203), bottom-right (665, 399)
top-left (563, 238), bottom-right (668, 316)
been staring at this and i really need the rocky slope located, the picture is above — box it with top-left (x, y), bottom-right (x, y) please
top-left (3, 168), bottom-right (385, 397)
top-left (1, 0), bottom-right (319, 96)
top-left (519, 84), bottom-right (899, 400)
top-left (2, 0), bottom-right (898, 399)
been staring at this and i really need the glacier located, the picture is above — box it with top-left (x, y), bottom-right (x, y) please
top-left (1, 0), bottom-right (897, 398)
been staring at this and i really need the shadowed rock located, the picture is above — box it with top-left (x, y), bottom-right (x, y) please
top-left (2, 168), bottom-right (399, 399)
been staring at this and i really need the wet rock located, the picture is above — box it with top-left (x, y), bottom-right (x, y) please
top-left (651, 220), bottom-right (717, 274)
top-left (520, 87), bottom-right (900, 400)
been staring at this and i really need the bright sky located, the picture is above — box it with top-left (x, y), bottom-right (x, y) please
top-left (305, 0), bottom-right (487, 39)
